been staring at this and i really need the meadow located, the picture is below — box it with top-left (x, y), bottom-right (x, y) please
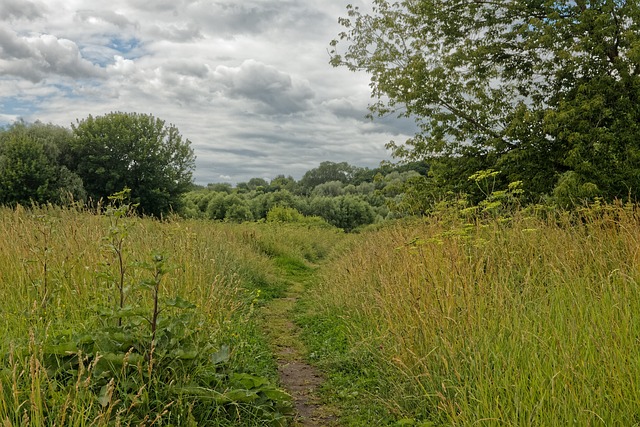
top-left (302, 202), bottom-right (640, 425)
top-left (0, 200), bottom-right (341, 426)
top-left (1, 199), bottom-right (639, 426)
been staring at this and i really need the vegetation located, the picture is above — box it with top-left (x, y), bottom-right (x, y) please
top-left (300, 200), bottom-right (640, 425)
top-left (2, 185), bottom-right (639, 425)
top-left (330, 0), bottom-right (640, 207)
top-left (0, 113), bottom-right (195, 217)
top-left (0, 121), bottom-right (84, 206)
top-left (0, 117), bottom-right (426, 230)
top-left (0, 199), bottom-right (344, 426)
top-left (180, 161), bottom-right (428, 231)
top-left (1, 3), bottom-right (639, 425)
top-left (67, 112), bottom-right (196, 216)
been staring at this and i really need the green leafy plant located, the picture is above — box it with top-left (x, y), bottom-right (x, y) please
top-left (100, 188), bottom-right (138, 327)
top-left (35, 193), bottom-right (293, 425)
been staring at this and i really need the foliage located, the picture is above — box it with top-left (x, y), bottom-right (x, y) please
top-left (311, 180), bottom-right (345, 197)
top-left (552, 170), bottom-right (602, 208)
top-left (301, 201), bottom-right (640, 425)
top-left (266, 206), bottom-right (305, 223)
top-left (0, 121), bottom-right (85, 205)
top-left (266, 206), bottom-right (332, 228)
top-left (299, 161), bottom-right (357, 193)
top-left (309, 195), bottom-right (375, 232)
top-left (330, 0), bottom-right (640, 201)
top-left (179, 161), bottom-right (433, 229)
top-left (0, 203), bottom-right (298, 426)
top-left (65, 112), bottom-right (195, 216)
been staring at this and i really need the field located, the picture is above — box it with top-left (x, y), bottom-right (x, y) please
top-left (302, 203), bottom-right (640, 425)
top-left (1, 201), bottom-right (639, 425)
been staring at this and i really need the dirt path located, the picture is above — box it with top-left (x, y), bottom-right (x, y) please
top-left (260, 274), bottom-right (339, 426)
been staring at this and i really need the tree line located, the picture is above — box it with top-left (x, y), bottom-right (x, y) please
top-left (181, 160), bottom-right (427, 231)
top-left (3, 1), bottom-right (638, 223)
top-left (0, 114), bottom-right (425, 230)
top-left (0, 112), bottom-right (195, 217)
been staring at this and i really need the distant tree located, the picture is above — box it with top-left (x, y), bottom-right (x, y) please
top-left (299, 161), bottom-right (356, 193)
top-left (350, 167), bottom-right (376, 186)
top-left (224, 202), bottom-right (254, 222)
top-left (235, 182), bottom-right (250, 193)
top-left (0, 121), bottom-right (85, 206)
top-left (312, 180), bottom-right (345, 197)
top-left (310, 195), bottom-right (375, 231)
top-left (205, 193), bottom-right (227, 220)
top-left (203, 193), bottom-right (253, 222)
top-left (247, 177), bottom-right (269, 191)
top-left (207, 183), bottom-right (233, 194)
top-left (249, 190), bottom-right (301, 219)
top-left (268, 175), bottom-right (299, 194)
top-left (66, 112), bottom-right (195, 216)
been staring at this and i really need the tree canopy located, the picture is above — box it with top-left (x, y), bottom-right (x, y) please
top-left (299, 161), bottom-right (356, 193)
top-left (0, 121), bottom-right (85, 206)
top-left (330, 0), bottom-right (640, 202)
top-left (65, 112), bottom-right (195, 216)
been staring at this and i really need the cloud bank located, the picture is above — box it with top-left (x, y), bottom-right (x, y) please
top-left (0, 0), bottom-right (417, 184)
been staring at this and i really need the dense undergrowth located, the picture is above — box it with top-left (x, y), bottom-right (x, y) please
top-left (0, 198), bottom-right (342, 426)
top-left (3, 196), bottom-right (640, 426)
top-left (299, 201), bottom-right (640, 426)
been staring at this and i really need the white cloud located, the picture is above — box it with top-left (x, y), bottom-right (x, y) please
top-left (147, 22), bottom-right (203, 43)
top-left (107, 55), bottom-right (136, 75)
top-left (0, 0), bottom-right (44, 21)
top-left (75, 9), bottom-right (135, 30)
top-left (212, 60), bottom-right (314, 115)
top-left (0, 29), bottom-right (104, 82)
top-left (0, 0), bottom-right (411, 184)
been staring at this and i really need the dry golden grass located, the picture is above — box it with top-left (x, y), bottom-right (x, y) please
top-left (0, 204), bottom-right (295, 425)
top-left (311, 203), bottom-right (640, 424)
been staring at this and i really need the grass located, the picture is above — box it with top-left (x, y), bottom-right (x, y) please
top-left (300, 203), bottom-right (640, 425)
top-left (0, 205), bottom-right (329, 426)
top-left (4, 200), bottom-right (640, 425)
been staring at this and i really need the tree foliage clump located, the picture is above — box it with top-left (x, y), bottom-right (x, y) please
top-left (180, 161), bottom-right (425, 230)
top-left (299, 161), bottom-right (356, 193)
top-left (66, 112), bottom-right (195, 216)
top-left (0, 121), bottom-right (85, 205)
top-left (330, 0), bottom-right (640, 204)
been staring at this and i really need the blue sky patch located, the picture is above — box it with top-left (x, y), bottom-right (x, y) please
top-left (80, 36), bottom-right (143, 68)
top-left (0, 96), bottom-right (39, 125)
top-left (109, 36), bottom-right (141, 56)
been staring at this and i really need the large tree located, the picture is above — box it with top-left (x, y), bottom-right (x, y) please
top-left (66, 112), bottom-right (195, 216)
top-left (331, 0), bottom-right (640, 202)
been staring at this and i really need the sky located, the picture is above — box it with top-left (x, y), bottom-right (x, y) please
top-left (0, 0), bottom-right (416, 184)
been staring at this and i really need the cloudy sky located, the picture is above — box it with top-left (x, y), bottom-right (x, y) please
top-left (0, 0), bottom-right (416, 184)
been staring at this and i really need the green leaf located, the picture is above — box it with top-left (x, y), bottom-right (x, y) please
top-left (44, 341), bottom-right (79, 355)
top-left (169, 348), bottom-right (198, 360)
top-left (165, 296), bottom-right (196, 309)
top-left (223, 388), bottom-right (259, 403)
top-left (261, 388), bottom-right (292, 402)
top-left (230, 372), bottom-right (270, 389)
top-left (210, 345), bottom-right (230, 365)
top-left (98, 384), bottom-right (112, 407)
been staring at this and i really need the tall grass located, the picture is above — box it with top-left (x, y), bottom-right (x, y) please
top-left (0, 204), bottom-right (315, 425)
top-left (307, 203), bottom-right (640, 425)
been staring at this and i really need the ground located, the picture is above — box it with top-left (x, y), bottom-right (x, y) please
top-left (260, 268), bottom-right (340, 426)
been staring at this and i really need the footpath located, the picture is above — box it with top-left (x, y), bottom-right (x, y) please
top-left (259, 259), bottom-right (339, 426)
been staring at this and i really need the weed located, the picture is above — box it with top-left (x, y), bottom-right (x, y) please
top-left (0, 201), bottom-right (294, 426)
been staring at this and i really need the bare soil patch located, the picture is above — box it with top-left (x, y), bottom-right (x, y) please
top-left (261, 285), bottom-right (339, 426)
